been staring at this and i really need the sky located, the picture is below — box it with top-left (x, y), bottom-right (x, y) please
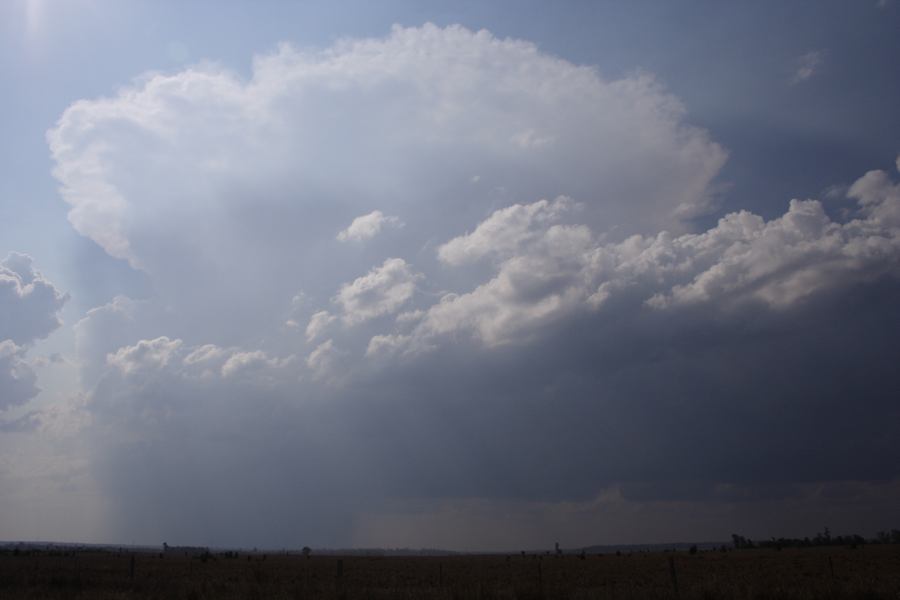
top-left (1, 0), bottom-right (899, 551)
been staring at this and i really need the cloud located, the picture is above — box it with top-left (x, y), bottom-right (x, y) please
top-left (0, 341), bottom-right (39, 411)
top-left (366, 332), bottom-right (412, 359)
top-left (304, 310), bottom-right (336, 343)
top-left (39, 23), bottom-right (900, 548)
top-left (74, 265), bottom-right (900, 547)
top-left (47, 24), bottom-right (726, 350)
top-left (305, 338), bottom-right (343, 380)
top-left (0, 253), bottom-right (68, 347)
top-left (792, 50), bottom-right (824, 84)
top-left (0, 254), bottom-right (67, 411)
top-left (335, 258), bottom-right (419, 325)
top-left (423, 223), bottom-right (593, 346)
top-left (221, 350), bottom-right (290, 380)
top-left (337, 210), bottom-right (403, 242)
top-left (107, 336), bottom-right (184, 377)
top-left (847, 160), bottom-right (900, 226)
top-left (369, 164), bottom-right (900, 351)
top-left (73, 295), bottom-right (159, 387)
top-left (437, 196), bottom-right (573, 266)
top-left (104, 336), bottom-right (289, 385)
top-left (29, 393), bottom-right (92, 437)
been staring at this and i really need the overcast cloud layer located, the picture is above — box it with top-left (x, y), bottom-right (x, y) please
top-left (3, 23), bottom-right (900, 550)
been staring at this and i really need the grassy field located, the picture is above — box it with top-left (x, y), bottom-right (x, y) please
top-left (1, 545), bottom-right (899, 599)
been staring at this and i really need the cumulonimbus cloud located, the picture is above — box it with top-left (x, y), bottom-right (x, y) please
top-left (47, 23), bottom-right (727, 352)
top-left (43, 22), bottom-right (900, 547)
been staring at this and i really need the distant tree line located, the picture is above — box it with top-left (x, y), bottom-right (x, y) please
top-left (732, 527), bottom-right (900, 550)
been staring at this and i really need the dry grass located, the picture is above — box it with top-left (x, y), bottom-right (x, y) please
top-left (1, 545), bottom-right (899, 599)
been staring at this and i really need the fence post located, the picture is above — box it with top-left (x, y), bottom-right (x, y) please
top-left (336, 558), bottom-right (344, 596)
top-left (538, 559), bottom-right (544, 599)
top-left (668, 555), bottom-right (680, 599)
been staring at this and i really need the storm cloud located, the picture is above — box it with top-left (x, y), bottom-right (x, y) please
top-left (14, 23), bottom-right (899, 549)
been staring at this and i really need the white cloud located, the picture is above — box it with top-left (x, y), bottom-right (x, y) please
top-left (183, 343), bottom-right (231, 371)
top-left (337, 210), bottom-right (403, 242)
top-left (395, 309), bottom-right (424, 325)
top-left (43, 24), bottom-right (734, 418)
top-left (221, 350), bottom-right (289, 380)
top-left (847, 161), bottom-right (900, 227)
top-left (105, 336), bottom-right (289, 387)
top-left (366, 333), bottom-right (412, 359)
top-left (47, 24), bottom-right (726, 351)
top-left (306, 338), bottom-right (342, 380)
top-left (0, 341), bottom-right (39, 411)
top-left (32, 394), bottom-right (92, 437)
top-left (335, 258), bottom-right (419, 325)
top-left (0, 254), bottom-right (67, 411)
top-left (792, 50), bottom-right (824, 84)
top-left (0, 253), bottom-right (68, 346)
top-left (437, 196), bottom-right (573, 266)
top-left (73, 296), bottom-right (160, 387)
top-left (421, 224), bottom-right (593, 346)
top-left (373, 164), bottom-right (900, 350)
top-left (305, 310), bottom-right (336, 343)
top-left (107, 336), bottom-right (184, 377)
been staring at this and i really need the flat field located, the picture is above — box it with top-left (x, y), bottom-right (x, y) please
top-left (1, 545), bottom-right (899, 599)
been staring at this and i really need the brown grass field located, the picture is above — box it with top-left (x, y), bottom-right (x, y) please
top-left (1, 545), bottom-right (899, 599)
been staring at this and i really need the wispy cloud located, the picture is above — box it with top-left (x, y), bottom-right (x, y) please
top-left (792, 50), bottom-right (824, 84)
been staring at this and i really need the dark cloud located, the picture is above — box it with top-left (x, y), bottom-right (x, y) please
top-left (75, 267), bottom-right (900, 546)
